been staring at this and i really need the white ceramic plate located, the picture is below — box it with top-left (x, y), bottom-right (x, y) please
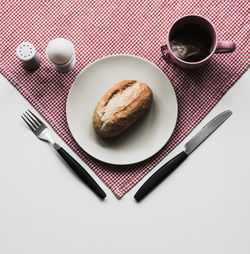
top-left (66, 55), bottom-right (178, 165)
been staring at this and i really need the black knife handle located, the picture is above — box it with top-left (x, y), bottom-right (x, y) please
top-left (55, 144), bottom-right (106, 199)
top-left (134, 151), bottom-right (188, 202)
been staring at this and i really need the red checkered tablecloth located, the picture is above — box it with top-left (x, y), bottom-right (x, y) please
top-left (0, 0), bottom-right (248, 198)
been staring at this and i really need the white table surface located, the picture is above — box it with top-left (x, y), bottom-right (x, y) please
top-left (0, 70), bottom-right (249, 254)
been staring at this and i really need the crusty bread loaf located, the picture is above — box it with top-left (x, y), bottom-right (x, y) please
top-left (92, 80), bottom-right (153, 138)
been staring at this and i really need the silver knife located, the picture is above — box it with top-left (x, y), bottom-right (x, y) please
top-left (134, 110), bottom-right (232, 202)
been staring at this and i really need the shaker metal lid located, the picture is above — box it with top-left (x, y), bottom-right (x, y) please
top-left (46, 38), bottom-right (74, 65)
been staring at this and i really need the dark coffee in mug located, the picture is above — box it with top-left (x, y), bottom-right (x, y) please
top-left (170, 23), bottom-right (212, 62)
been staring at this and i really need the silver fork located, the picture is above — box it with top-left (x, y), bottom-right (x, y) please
top-left (21, 110), bottom-right (106, 199)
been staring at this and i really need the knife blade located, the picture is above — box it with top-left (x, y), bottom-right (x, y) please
top-left (134, 110), bottom-right (232, 202)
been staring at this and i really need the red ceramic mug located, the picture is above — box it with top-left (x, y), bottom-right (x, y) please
top-left (161, 15), bottom-right (236, 69)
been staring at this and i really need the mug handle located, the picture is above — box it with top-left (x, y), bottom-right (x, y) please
top-left (215, 41), bottom-right (236, 53)
top-left (161, 45), bottom-right (170, 61)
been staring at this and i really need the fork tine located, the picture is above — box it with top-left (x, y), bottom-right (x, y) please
top-left (23, 113), bottom-right (38, 129)
top-left (25, 111), bottom-right (40, 127)
top-left (28, 110), bottom-right (42, 124)
top-left (21, 115), bottom-right (35, 131)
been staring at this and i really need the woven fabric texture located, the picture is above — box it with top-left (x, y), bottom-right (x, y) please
top-left (0, 0), bottom-right (248, 197)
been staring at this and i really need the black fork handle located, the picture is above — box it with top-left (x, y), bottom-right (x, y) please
top-left (54, 143), bottom-right (106, 199)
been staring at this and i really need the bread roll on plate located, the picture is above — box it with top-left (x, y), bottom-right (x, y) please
top-left (92, 80), bottom-right (153, 138)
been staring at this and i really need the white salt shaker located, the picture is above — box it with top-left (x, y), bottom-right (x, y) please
top-left (16, 42), bottom-right (41, 71)
top-left (46, 38), bottom-right (75, 73)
